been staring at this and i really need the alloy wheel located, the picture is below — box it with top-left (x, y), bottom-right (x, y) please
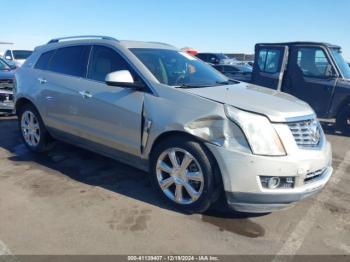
top-left (156, 148), bottom-right (204, 205)
top-left (21, 111), bottom-right (41, 147)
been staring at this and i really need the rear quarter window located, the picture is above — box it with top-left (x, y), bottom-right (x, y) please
top-left (34, 50), bottom-right (55, 70)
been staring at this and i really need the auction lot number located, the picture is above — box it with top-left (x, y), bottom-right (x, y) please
top-left (128, 256), bottom-right (219, 261)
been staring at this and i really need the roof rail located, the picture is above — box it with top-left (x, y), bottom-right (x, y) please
top-left (47, 35), bottom-right (118, 44)
top-left (147, 41), bottom-right (174, 47)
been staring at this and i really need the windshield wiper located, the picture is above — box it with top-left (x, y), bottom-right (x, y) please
top-left (174, 79), bottom-right (238, 89)
top-left (174, 84), bottom-right (215, 89)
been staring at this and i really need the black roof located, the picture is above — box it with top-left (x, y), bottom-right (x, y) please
top-left (256, 41), bottom-right (341, 49)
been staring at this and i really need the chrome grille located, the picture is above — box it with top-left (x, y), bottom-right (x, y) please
top-left (0, 79), bottom-right (13, 91)
top-left (288, 119), bottom-right (321, 148)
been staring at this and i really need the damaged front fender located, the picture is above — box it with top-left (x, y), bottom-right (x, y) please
top-left (141, 86), bottom-right (251, 159)
top-left (184, 116), bottom-right (251, 153)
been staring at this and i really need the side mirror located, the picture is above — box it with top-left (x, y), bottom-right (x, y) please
top-left (5, 56), bottom-right (12, 61)
top-left (105, 70), bottom-right (143, 89)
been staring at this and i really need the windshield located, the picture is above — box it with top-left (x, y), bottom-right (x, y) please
top-left (330, 48), bottom-right (350, 79)
top-left (131, 48), bottom-right (228, 87)
top-left (13, 50), bottom-right (33, 60)
top-left (0, 58), bottom-right (10, 70)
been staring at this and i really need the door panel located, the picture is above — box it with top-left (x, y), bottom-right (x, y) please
top-left (36, 45), bottom-right (91, 136)
top-left (70, 44), bottom-right (145, 157)
top-left (74, 80), bottom-right (144, 156)
top-left (252, 45), bottom-right (289, 90)
top-left (40, 71), bottom-right (87, 137)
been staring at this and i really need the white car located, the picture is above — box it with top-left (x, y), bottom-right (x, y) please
top-left (3, 49), bottom-right (33, 67)
top-left (15, 36), bottom-right (333, 213)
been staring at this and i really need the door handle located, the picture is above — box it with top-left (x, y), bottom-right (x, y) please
top-left (79, 90), bottom-right (92, 99)
top-left (38, 78), bottom-right (47, 84)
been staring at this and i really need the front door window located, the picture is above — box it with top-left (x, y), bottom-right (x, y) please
top-left (297, 48), bottom-right (334, 78)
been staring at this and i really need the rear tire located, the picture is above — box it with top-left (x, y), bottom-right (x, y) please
top-left (336, 105), bottom-right (350, 135)
top-left (18, 103), bottom-right (52, 153)
top-left (150, 136), bottom-right (221, 214)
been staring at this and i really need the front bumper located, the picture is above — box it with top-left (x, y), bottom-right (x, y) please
top-left (225, 166), bottom-right (332, 213)
top-left (0, 101), bottom-right (14, 113)
top-left (206, 140), bottom-right (333, 213)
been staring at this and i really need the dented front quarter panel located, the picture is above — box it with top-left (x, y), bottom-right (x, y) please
top-left (142, 83), bottom-right (229, 157)
top-left (141, 82), bottom-right (251, 158)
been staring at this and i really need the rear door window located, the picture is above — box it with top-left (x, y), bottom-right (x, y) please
top-left (258, 49), bottom-right (281, 73)
top-left (49, 45), bottom-right (91, 77)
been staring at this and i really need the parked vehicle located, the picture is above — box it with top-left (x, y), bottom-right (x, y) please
top-left (213, 64), bottom-right (252, 82)
top-left (196, 53), bottom-right (238, 65)
top-left (0, 57), bottom-right (15, 114)
top-left (181, 47), bottom-right (198, 56)
top-left (15, 36), bottom-right (332, 213)
top-left (3, 49), bottom-right (33, 67)
top-left (250, 42), bottom-right (350, 133)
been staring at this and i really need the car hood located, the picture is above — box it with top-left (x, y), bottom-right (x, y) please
top-left (185, 82), bottom-right (315, 122)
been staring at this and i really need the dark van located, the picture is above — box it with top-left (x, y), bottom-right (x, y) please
top-left (250, 42), bottom-right (350, 133)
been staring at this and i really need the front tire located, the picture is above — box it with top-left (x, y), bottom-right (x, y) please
top-left (150, 136), bottom-right (220, 214)
top-left (18, 103), bottom-right (52, 152)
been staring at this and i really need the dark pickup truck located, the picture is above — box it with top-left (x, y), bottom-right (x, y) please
top-left (245, 42), bottom-right (350, 133)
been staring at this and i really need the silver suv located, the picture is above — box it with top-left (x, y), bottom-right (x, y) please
top-left (14, 36), bottom-right (333, 213)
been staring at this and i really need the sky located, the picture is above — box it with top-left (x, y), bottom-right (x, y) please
top-left (1, 0), bottom-right (349, 60)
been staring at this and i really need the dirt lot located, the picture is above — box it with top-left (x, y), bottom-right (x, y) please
top-left (0, 116), bottom-right (349, 255)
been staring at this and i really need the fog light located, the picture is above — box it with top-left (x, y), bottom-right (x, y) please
top-left (268, 177), bottom-right (281, 189)
top-left (260, 176), bottom-right (295, 189)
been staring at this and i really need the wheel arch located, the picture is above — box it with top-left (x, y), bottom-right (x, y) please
top-left (149, 130), bottom-right (224, 188)
top-left (15, 97), bottom-right (47, 128)
top-left (15, 97), bottom-right (37, 115)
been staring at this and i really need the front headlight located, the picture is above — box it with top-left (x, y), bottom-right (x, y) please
top-left (224, 105), bottom-right (286, 156)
